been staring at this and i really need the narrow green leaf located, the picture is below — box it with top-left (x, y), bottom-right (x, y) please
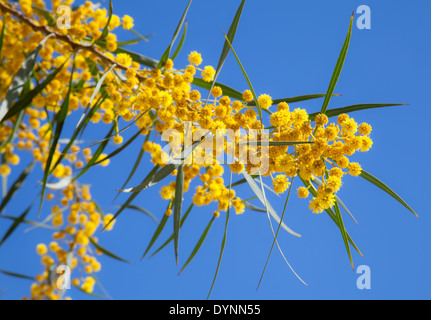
top-left (118, 139), bottom-right (203, 193)
top-left (150, 203), bottom-right (194, 258)
top-left (96, 0), bottom-right (113, 42)
top-left (247, 94), bottom-right (341, 107)
top-left (222, 31), bottom-right (263, 122)
top-left (207, 171), bottom-right (232, 300)
top-left (157, 0), bottom-right (192, 68)
top-left (89, 237), bottom-right (131, 263)
top-left (0, 33), bottom-right (54, 122)
top-left (173, 164), bottom-right (184, 265)
top-left (360, 169), bottom-right (418, 217)
top-left (170, 20), bottom-right (187, 61)
top-left (114, 47), bottom-right (158, 69)
top-left (333, 197), bottom-right (354, 269)
top-left (142, 205), bottom-right (171, 259)
top-left (0, 268), bottom-right (34, 281)
top-left (320, 13), bottom-right (354, 115)
top-left (300, 176), bottom-right (363, 256)
top-left (124, 205), bottom-right (159, 225)
top-left (242, 172), bottom-right (301, 237)
top-left (0, 160), bottom-right (35, 212)
top-left (73, 285), bottom-right (107, 299)
top-left (310, 103), bottom-right (408, 121)
top-left (72, 123), bottom-right (115, 181)
top-left (93, 125), bottom-right (146, 166)
top-left (256, 175), bottom-right (307, 289)
top-left (0, 15), bottom-right (6, 58)
top-left (40, 56), bottom-right (75, 216)
top-left (179, 216), bottom-right (215, 274)
top-left (0, 206), bottom-right (31, 247)
top-left (192, 78), bottom-right (243, 100)
top-left (3, 60), bottom-right (67, 123)
top-left (105, 165), bottom-right (160, 230)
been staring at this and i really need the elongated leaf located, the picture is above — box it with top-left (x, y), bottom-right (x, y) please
top-left (0, 206), bottom-right (31, 247)
top-left (142, 206), bottom-right (170, 259)
top-left (0, 268), bottom-right (34, 281)
top-left (105, 165), bottom-right (160, 230)
top-left (192, 77), bottom-right (243, 100)
top-left (360, 169), bottom-right (418, 217)
top-left (311, 176), bottom-right (357, 224)
top-left (209, 0), bottom-right (245, 91)
top-left (89, 237), bottom-right (131, 263)
top-left (320, 13), bottom-right (354, 115)
top-left (242, 172), bottom-right (301, 237)
top-left (0, 15), bottom-right (6, 58)
top-left (333, 197), bottom-right (353, 269)
top-left (150, 203), bottom-right (194, 258)
top-left (247, 94), bottom-right (341, 107)
top-left (96, 0), bottom-right (113, 42)
top-left (93, 125), bottom-right (146, 166)
top-left (73, 285), bottom-right (107, 299)
top-left (157, 0), bottom-right (192, 68)
top-left (72, 123), bottom-right (115, 181)
top-left (170, 21), bottom-right (187, 61)
top-left (173, 164), bottom-right (184, 265)
top-left (222, 29), bottom-right (263, 121)
top-left (0, 33), bottom-right (54, 122)
top-left (207, 171), bottom-right (232, 300)
top-left (0, 214), bottom-right (58, 230)
top-left (0, 161), bottom-right (35, 212)
top-left (40, 57), bottom-right (75, 216)
top-left (310, 103), bottom-right (408, 121)
top-left (119, 139), bottom-right (203, 193)
top-left (3, 61), bottom-right (67, 123)
top-left (256, 175), bottom-right (306, 289)
top-left (124, 205), bottom-right (158, 225)
top-left (243, 201), bottom-right (267, 213)
top-left (114, 47), bottom-right (159, 69)
top-left (179, 216), bottom-right (215, 274)
top-left (300, 176), bottom-right (362, 256)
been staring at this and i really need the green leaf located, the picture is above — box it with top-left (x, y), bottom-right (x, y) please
top-left (360, 169), bottom-right (418, 217)
top-left (300, 176), bottom-right (363, 256)
top-left (242, 172), bottom-right (301, 237)
top-left (191, 77), bottom-right (243, 100)
top-left (0, 33), bottom-right (54, 122)
top-left (89, 237), bottom-right (131, 263)
top-left (3, 60), bottom-right (68, 123)
top-left (97, 0), bottom-right (113, 42)
top-left (222, 31), bottom-right (263, 122)
top-left (114, 47), bottom-right (159, 69)
top-left (72, 123), bottom-right (115, 181)
top-left (0, 161), bottom-right (35, 212)
top-left (247, 94), bottom-right (341, 107)
top-left (106, 165), bottom-right (160, 230)
top-left (320, 13), bottom-right (354, 115)
top-left (173, 164), bottom-right (184, 265)
top-left (256, 175), bottom-right (306, 290)
top-left (150, 203), bottom-right (194, 258)
top-left (170, 21), bottom-right (187, 61)
top-left (0, 206), bottom-right (31, 247)
top-left (39, 56), bottom-right (75, 216)
top-left (209, 0), bottom-right (245, 90)
top-left (141, 204), bottom-right (171, 259)
top-left (333, 197), bottom-right (354, 269)
top-left (179, 216), bottom-right (215, 274)
top-left (124, 205), bottom-right (159, 225)
top-left (207, 171), bottom-right (232, 300)
top-left (310, 103), bottom-right (408, 121)
top-left (157, 0), bottom-right (192, 69)
top-left (73, 285), bottom-right (107, 299)
top-left (0, 268), bottom-right (34, 281)
top-left (0, 15), bottom-right (6, 58)
top-left (118, 139), bottom-right (203, 193)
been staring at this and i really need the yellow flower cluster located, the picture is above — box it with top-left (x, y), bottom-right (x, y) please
top-left (27, 183), bottom-right (116, 300)
top-left (0, 0), bottom-right (374, 299)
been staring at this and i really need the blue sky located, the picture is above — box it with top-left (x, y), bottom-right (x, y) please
top-left (0, 0), bottom-right (430, 300)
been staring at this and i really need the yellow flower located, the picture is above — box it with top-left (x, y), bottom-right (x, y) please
top-left (188, 51), bottom-right (203, 66)
top-left (122, 15), bottom-right (134, 30)
top-left (201, 66), bottom-right (215, 82)
top-left (257, 94), bottom-right (272, 109)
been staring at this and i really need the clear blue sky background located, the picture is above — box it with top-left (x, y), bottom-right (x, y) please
top-left (0, 0), bottom-right (430, 300)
